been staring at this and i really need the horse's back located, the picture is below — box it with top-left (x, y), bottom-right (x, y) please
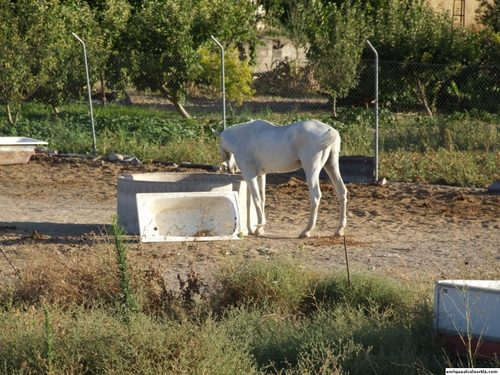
top-left (287, 120), bottom-right (340, 151)
top-left (225, 119), bottom-right (339, 153)
top-left (229, 119), bottom-right (276, 132)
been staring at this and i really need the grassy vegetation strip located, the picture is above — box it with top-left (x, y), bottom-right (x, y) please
top-left (3, 246), bottom-right (497, 374)
top-left (381, 150), bottom-right (500, 187)
top-left (1, 104), bottom-right (499, 186)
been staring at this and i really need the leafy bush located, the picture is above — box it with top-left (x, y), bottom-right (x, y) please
top-left (213, 255), bottom-right (323, 313)
top-left (212, 256), bottom-right (442, 374)
top-left (195, 46), bottom-right (255, 106)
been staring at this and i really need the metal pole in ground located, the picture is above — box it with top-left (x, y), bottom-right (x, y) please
top-left (72, 33), bottom-right (98, 157)
top-left (366, 40), bottom-right (379, 182)
top-left (343, 236), bottom-right (351, 287)
top-left (210, 35), bottom-right (226, 130)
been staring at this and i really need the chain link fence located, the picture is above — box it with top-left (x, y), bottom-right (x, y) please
top-left (10, 51), bottom-right (498, 183)
top-left (77, 57), bottom-right (500, 119)
top-left (19, 52), bottom-right (500, 163)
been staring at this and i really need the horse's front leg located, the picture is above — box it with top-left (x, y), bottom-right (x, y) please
top-left (246, 176), bottom-right (266, 236)
top-left (257, 174), bottom-right (266, 227)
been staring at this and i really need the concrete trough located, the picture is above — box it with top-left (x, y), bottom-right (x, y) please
top-left (339, 156), bottom-right (376, 183)
top-left (136, 192), bottom-right (241, 242)
top-left (117, 172), bottom-right (258, 235)
top-left (0, 137), bottom-right (48, 165)
top-left (488, 180), bottom-right (500, 194)
top-left (434, 280), bottom-right (500, 359)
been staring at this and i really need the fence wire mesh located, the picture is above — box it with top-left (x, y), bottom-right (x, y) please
top-left (8, 52), bottom-right (500, 162)
top-left (54, 57), bottom-right (500, 119)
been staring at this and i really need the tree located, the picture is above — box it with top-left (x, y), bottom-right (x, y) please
top-left (305, 1), bottom-right (370, 117)
top-left (120, 0), bottom-right (196, 118)
top-left (477, 0), bottom-right (500, 33)
top-left (0, 0), bottom-right (66, 124)
top-left (475, 0), bottom-right (500, 66)
top-left (283, 1), bottom-right (310, 61)
top-left (86, 0), bottom-right (131, 104)
top-left (371, 0), bottom-right (483, 116)
top-left (118, 0), bottom-right (260, 118)
top-left (0, 0), bottom-right (127, 119)
top-left (35, 1), bottom-right (104, 113)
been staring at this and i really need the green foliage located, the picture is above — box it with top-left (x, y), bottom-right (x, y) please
top-left (0, 0), bottom-right (132, 117)
top-left (214, 255), bottom-right (324, 314)
top-left (368, 0), bottom-right (485, 116)
top-left (191, 0), bottom-right (260, 51)
top-left (117, 0), bottom-right (260, 118)
top-left (372, 0), bottom-right (454, 63)
top-left (0, 104), bottom-right (218, 161)
top-left (43, 304), bottom-right (55, 373)
top-left (121, 0), bottom-right (195, 117)
top-left (196, 46), bottom-right (255, 106)
top-left (0, 0), bottom-right (66, 123)
top-left (1, 103), bottom-right (499, 187)
top-left (381, 149), bottom-right (500, 187)
top-left (275, 0), bottom-right (310, 52)
top-left (327, 108), bottom-right (376, 156)
top-left (0, 0), bottom-right (260, 122)
top-left (376, 112), bottom-right (496, 153)
top-left (214, 257), bottom-right (441, 374)
top-left (1, 0), bottom-right (497, 124)
top-left (153, 138), bottom-right (220, 165)
top-left (305, 1), bottom-right (370, 116)
top-left (0, 307), bottom-right (259, 374)
top-left (477, 0), bottom-right (500, 33)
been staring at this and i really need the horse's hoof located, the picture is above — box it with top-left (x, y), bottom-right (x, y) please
top-left (298, 231), bottom-right (310, 239)
top-left (255, 226), bottom-right (265, 236)
top-left (334, 229), bottom-right (344, 238)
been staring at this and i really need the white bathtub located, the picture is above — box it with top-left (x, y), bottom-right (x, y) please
top-left (136, 192), bottom-right (241, 242)
top-left (0, 137), bottom-right (48, 165)
top-left (434, 280), bottom-right (500, 359)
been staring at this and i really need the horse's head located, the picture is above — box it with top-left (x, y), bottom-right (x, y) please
top-left (212, 128), bottom-right (239, 174)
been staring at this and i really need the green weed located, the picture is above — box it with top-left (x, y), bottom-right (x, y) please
top-left (110, 216), bottom-right (138, 324)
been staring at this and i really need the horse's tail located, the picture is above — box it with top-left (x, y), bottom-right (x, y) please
top-left (321, 127), bottom-right (341, 153)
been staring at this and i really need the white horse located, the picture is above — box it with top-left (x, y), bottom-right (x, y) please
top-left (213, 119), bottom-right (347, 238)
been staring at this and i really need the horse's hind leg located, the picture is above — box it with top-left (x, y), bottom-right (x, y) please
top-left (323, 151), bottom-right (347, 237)
top-left (299, 158), bottom-right (324, 239)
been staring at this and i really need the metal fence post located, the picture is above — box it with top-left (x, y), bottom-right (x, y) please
top-left (72, 33), bottom-right (98, 157)
top-left (366, 40), bottom-right (379, 182)
top-left (210, 35), bottom-right (226, 129)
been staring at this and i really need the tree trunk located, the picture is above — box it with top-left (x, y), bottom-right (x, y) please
top-left (100, 74), bottom-right (107, 106)
top-left (333, 96), bottom-right (337, 118)
top-left (172, 101), bottom-right (191, 119)
top-left (159, 86), bottom-right (191, 119)
top-left (6, 103), bottom-right (20, 125)
top-left (417, 79), bottom-right (433, 118)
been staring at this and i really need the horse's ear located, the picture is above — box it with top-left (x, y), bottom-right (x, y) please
top-left (212, 128), bottom-right (221, 138)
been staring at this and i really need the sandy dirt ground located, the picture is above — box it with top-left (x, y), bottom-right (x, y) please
top-left (1, 152), bottom-right (499, 291)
